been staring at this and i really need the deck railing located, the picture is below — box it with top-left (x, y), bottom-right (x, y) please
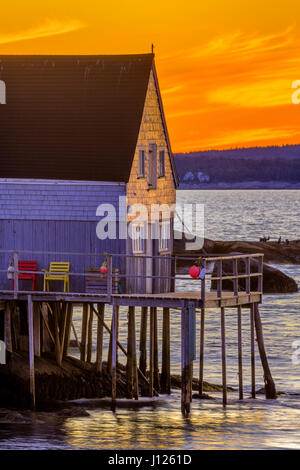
top-left (0, 249), bottom-right (264, 304)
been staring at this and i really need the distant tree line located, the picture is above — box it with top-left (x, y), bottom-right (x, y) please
top-left (174, 156), bottom-right (300, 183)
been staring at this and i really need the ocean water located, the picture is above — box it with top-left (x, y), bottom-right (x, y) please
top-left (0, 190), bottom-right (300, 450)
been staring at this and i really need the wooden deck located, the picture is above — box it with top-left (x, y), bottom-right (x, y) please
top-left (0, 289), bottom-right (262, 309)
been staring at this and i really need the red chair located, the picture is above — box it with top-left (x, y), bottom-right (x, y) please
top-left (11, 260), bottom-right (38, 291)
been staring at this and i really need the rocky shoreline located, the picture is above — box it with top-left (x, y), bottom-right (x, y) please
top-left (0, 351), bottom-right (232, 412)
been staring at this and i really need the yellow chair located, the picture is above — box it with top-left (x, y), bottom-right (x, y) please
top-left (43, 262), bottom-right (70, 292)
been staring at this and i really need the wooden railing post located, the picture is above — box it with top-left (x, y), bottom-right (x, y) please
top-left (258, 255), bottom-right (263, 295)
top-left (233, 258), bottom-right (238, 297)
top-left (201, 258), bottom-right (206, 306)
top-left (217, 259), bottom-right (222, 300)
top-left (107, 254), bottom-right (113, 301)
top-left (245, 256), bottom-right (251, 295)
top-left (13, 251), bottom-right (19, 299)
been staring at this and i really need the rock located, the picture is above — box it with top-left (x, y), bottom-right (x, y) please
top-left (192, 393), bottom-right (214, 400)
top-left (211, 256), bottom-right (298, 294)
top-left (171, 374), bottom-right (235, 392)
top-left (57, 407), bottom-right (90, 417)
top-left (173, 234), bottom-right (300, 265)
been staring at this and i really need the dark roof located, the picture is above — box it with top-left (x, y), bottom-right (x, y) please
top-left (0, 54), bottom-right (155, 182)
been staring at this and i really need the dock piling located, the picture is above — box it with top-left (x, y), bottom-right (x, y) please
top-left (161, 307), bottom-right (171, 394)
top-left (237, 305), bottom-right (243, 399)
top-left (27, 295), bottom-right (35, 410)
top-left (253, 303), bottom-right (276, 399)
top-left (96, 303), bottom-right (104, 373)
top-left (221, 307), bottom-right (227, 406)
top-left (250, 304), bottom-right (256, 398)
top-left (199, 308), bottom-right (205, 397)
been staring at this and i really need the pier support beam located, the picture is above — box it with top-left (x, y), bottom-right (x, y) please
top-left (63, 303), bottom-right (73, 358)
top-left (237, 306), bottom-right (243, 400)
top-left (27, 295), bottom-right (35, 410)
top-left (127, 307), bottom-right (139, 400)
top-left (161, 307), bottom-right (171, 394)
top-left (254, 303), bottom-right (276, 399)
top-left (111, 304), bottom-right (118, 411)
top-left (199, 308), bottom-right (205, 397)
top-left (80, 303), bottom-right (89, 362)
top-left (250, 304), bottom-right (256, 399)
top-left (153, 307), bottom-right (160, 393)
top-left (96, 303), bottom-right (104, 373)
top-left (181, 302), bottom-right (193, 415)
top-left (87, 304), bottom-right (93, 363)
top-left (149, 307), bottom-right (155, 397)
top-left (221, 307), bottom-right (227, 406)
top-left (139, 307), bottom-right (147, 376)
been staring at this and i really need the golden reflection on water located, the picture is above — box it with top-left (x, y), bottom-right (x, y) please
top-left (61, 394), bottom-right (300, 449)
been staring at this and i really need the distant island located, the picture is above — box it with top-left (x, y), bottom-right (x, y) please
top-left (175, 144), bottom-right (300, 189)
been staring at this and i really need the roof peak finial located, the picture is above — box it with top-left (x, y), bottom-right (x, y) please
top-left (151, 43), bottom-right (154, 54)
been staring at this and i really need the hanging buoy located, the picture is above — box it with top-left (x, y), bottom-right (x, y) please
top-left (100, 261), bottom-right (107, 274)
top-left (189, 265), bottom-right (200, 279)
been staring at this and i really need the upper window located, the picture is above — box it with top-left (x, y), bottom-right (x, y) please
top-left (138, 149), bottom-right (145, 178)
top-left (132, 222), bottom-right (146, 254)
top-left (158, 150), bottom-right (165, 178)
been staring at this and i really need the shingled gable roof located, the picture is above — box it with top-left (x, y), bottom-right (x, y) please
top-left (0, 54), bottom-right (177, 185)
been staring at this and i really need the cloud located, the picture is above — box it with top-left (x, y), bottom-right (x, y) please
top-left (0, 19), bottom-right (85, 45)
top-left (177, 127), bottom-right (300, 151)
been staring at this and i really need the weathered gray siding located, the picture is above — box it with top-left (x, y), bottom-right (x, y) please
top-left (0, 179), bottom-right (126, 292)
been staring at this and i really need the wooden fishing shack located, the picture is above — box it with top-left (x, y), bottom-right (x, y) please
top-left (0, 54), bottom-right (276, 414)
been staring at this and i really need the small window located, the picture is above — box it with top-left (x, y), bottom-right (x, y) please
top-left (138, 150), bottom-right (145, 178)
top-left (158, 150), bottom-right (165, 177)
top-left (132, 223), bottom-right (145, 254)
top-left (159, 220), bottom-right (170, 252)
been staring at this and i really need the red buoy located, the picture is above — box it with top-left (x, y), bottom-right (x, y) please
top-left (189, 265), bottom-right (200, 279)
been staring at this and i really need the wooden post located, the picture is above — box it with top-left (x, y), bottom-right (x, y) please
top-left (87, 304), bottom-right (94, 363)
top-left (153, 307), bottom-right (160, 393)
top-left (161, 307), bottom-right (171, 394)
top-left (199, 308), bottom-right (205, 397)
top-left (250, 304), bottom-right (256, 398)
top-left (53, 304), bottom-right (62, 366)
top-left (253, 303), bottom-right (276, 399)
top-left (246, 257), bottom-right (251, 295)
top-left (127, 307), bottom-right (134, 398)
top-left (33, 302), bottom-right (41, 357)
top-left (80, 303), bottom-right (88, 362)
top-left (13, 251), bottom-right (19, 300)
top-left (149, 307), bottom-right (155, 397)
top-left (96, 303), bottom-right (105, 373)
top-left (63, 303), bottom-right (73, 357)
top-left (128, 306), bottom-right (139, 400)
top-left (237, 306), bottom-right (243, 399)
top-left (59, 303), bottom-right (67, 360)
top-left (111, 304), bottom-right (118, 411)
top-left (132, 310), bottom-right (139, 401)
top-left (108, 306), bottom-right (119, 373)
top-left (107, 255), bottom-right (113, 301)
top-left (233, 259), bottom-right (238, 297)
top-left (139, 307), bottom-right (147, 376)
top-left (41, 302), bottom-right (54, 353)
top-left (217, 259), bottom-right (222, 301)
top-left (107, 315), bottom-right (113, 374)
top-left (4, 302), bottom-right (13, 354)
top-left (27, 295), bottom-right (35, 410)
top-left (221, 307), bottom-right (227, 406)
top-left (181, 302), bottom-right (191, 415)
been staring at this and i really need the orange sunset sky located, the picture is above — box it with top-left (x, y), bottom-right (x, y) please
top-left (1, 0), bottom-right (300, 152)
